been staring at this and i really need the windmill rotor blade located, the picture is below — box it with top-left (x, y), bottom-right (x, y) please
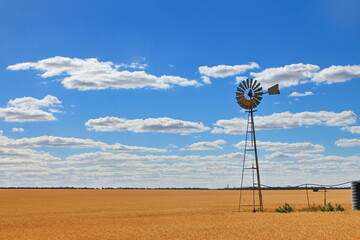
top-left (242, 80), bottom-right (247, 89)
top-left (236, 96), bottom-right (245, 102)
top-left (251, 79), bottom-right (257, 89)
top-left (254, 82), bottom-right (261, 91)
top-left (240, 81), bottom-right (247, 90)
top-left (239, 102), bottom-right (247, 109)
top-left (240, 98), bottom-right (247, 105)
top-left (254, 87), bottom-right (263, 93)
top-left (244, 99), bottom-right (252, 106)
top-left (238, 84), bottom-right (246, 91)
top-left (253, 98), bottom-right (261, 104)
top-left (253, 98), bottom-right (261, 106)
top-left (251, 79), bottom-right (258, 89)
top-left (237, 87), bottom-right (245, 93)
top-left (241, 103), bottom-right (249, 109)
top-left (243, 79), bottom-right (246, 88)
top-left (254, 92), bottom-right (263, 99)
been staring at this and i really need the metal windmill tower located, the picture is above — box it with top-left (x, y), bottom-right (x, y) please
top-left (235, 78), bottom-right (280, 212)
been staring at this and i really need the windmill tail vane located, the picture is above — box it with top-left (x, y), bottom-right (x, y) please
top-left (267, 84), bottom-right (280, 95)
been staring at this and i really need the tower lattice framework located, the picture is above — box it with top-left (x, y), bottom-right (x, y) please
top-left (238, 109), bottom-right (263, 212)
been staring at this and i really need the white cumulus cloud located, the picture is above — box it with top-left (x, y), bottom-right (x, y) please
top-left (115, 62), bottom-right (148, 70)
top-left (102, 143), bottom-right (166, 152)
top-left (48, 109), bottom-right (62, 113)
top-left (0, 136), bottom-right (103, 149)
top-left (234, 140), bottom-right (324, 152)
top-left (8, 95), bottom-right (61, 109)
top-left (0, 147), bottom-right (54, 159)
top-left (201, 76), bottom-right (211, 84)
top-left (0, 135), bottom-right (165, 153)
top-left (65, 151), bottom-right (243, 165)
top-left (264, 152), bottom-right (324, 160)
top-left (335, 139), bottom-right (360, 147)
top-left (7, 56), bottom-right (199, 91)
top-left (181, 140), bottom-right (226, 151)
top-left (312, 65), bottom-right (360, 84)
top-left (341, 126), bottom-right (360, 134)
top-left (250, 63), bottom-right (320, 88)
top-left (199, 62), bottom-right (259, 78)
top-left (11, 128), bottom-right (24, 132)
top-left (289, 91), bottom-right (313, 97)
top-left (212, 111), bottom-right (356, 134)
top-left (0, 107), bottom-right (56, 122)
top-left (0, 95), bottom-right (61, 122)
top-left (235, 76), bottom-right (247, 84)
top-left (85, 117), bottom-right (210, 134)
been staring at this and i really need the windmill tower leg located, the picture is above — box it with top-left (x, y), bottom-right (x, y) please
top-left (250, 109), bottom-right (263, 211)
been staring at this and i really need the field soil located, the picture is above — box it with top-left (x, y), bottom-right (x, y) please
top-left (0, 189), bottom-right (359, 239)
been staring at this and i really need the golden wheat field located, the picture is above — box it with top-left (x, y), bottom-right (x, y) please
top-left (0, 189), bottom-right (359, 240)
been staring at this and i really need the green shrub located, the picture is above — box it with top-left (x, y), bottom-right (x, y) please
top-left (276, 203), bottom-right (294, 213)
top-left (335, 204), bottom-right (345, 212)
top-left (320, 202), bottom-right (346, 212)
top-left (320, 203), bottom-right (334, 212)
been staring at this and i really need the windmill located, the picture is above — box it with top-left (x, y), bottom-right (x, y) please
top-left (235, 78), bottom-right (280, 212)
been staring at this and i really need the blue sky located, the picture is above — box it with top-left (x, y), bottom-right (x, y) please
top-left (0, 0), bottom-right (359, 188)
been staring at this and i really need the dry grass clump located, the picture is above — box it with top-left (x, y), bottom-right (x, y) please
top-left (0, 189), bottom-right (359, 240)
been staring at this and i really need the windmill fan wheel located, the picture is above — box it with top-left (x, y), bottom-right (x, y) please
top-left (235, 78), bottom-right (263, 109)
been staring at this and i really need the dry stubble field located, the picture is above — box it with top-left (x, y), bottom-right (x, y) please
top-left (0, 189), bottom-right (359, 240)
